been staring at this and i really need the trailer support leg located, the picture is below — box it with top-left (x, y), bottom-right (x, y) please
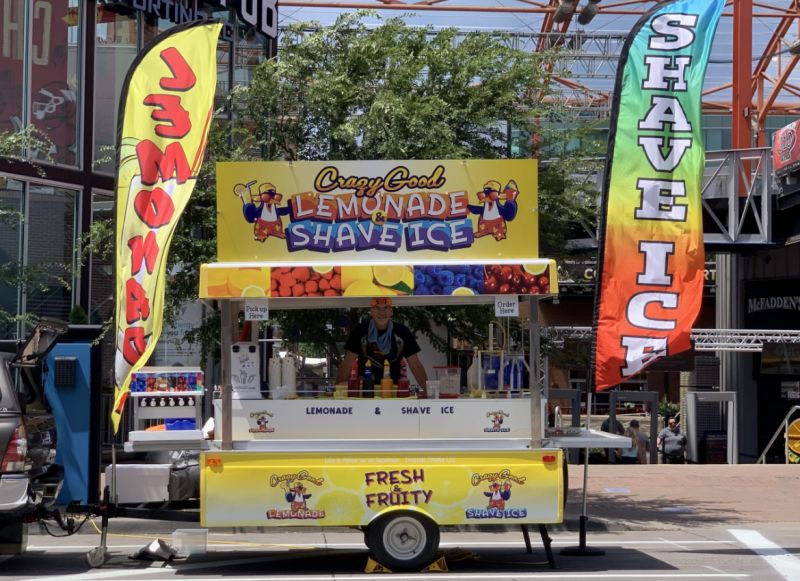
top-left (521, 524), bottom-right (532, 554)
top-left (539, 524), bottom-right (556, 569)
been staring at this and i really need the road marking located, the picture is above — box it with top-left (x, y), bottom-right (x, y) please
top-left (27, 568), bottom-right (751, 581)
top-left (729, 529), bottom-right (800, 581)
top-left (26, 539), bottom-right (737, 551)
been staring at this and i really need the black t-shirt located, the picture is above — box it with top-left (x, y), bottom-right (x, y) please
top-left (344, 321), bottom-right (421, 382)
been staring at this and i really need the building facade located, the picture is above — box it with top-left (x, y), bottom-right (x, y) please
top-left (0, 0), bottom-right (275, 340)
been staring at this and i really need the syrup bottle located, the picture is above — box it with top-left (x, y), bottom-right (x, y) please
top-left (347, 360), bottom-right (360, 398)
top-left (397, 359), bottom-right (410, 398)
top-left (362, 361), bottom-right (374, 398)
top-left (380, 359), bottom-right (393, 398)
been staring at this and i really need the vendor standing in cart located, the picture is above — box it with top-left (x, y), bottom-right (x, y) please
top-left (336, 298), bottom-right (428, 388)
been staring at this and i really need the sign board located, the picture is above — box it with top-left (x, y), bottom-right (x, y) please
top-left (216, 160), bottom-right (538, 265)
top-left (215, 399), bottom-right (532, 441)
top-left (495, 296), bottom-right (519, 317)
top-left (201, 449), bottom-right (563, 527)
top-left (244, 299), bottom-right (270, 321)
top-left (231, 342), bottom-right (261, 399)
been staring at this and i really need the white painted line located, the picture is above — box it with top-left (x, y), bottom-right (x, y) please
top-left (27, 539), bottom-right (737, 551)
top-left (729, 529), bottom-right (800, 581)
top-left (27, 569), bottom-right (751, 581)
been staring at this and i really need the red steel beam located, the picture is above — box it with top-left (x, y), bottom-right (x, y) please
top-left (732, 0), bottom-right (753, 149)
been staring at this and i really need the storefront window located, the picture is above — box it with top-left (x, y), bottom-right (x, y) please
top-left (94, 2), bottom-right (138, 174)
top-left (88, 191), bottom-right (114, 325)
top-left (25, 185), bottom-right (78, 322)
top-left (0, 0), bottom-right (26, 145)
top-left (0, 178), bottom-right (24, 339)
top-left (30, 0), bottom-right (82, 166)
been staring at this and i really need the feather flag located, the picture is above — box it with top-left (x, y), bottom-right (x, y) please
top-left (112, 20), bottom-right (222, 431)
top-left (593, 0), bottom-right (724, 391)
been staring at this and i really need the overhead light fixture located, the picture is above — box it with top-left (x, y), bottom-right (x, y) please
top-left (577, 0), bottom-right (601, 26)
top-left (553, 0), bottom-right (576, 24)
top-left (789, 38), bottom-right (800, 56)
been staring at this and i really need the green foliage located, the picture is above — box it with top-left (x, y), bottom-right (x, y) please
top-left (69, 304), bottom-right (88, 324)
top-left (658, 396), bottom-right (679, 418)
top-left (233, 12), bottom-right (557, 161)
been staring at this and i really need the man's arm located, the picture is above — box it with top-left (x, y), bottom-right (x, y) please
top-left (405, 353), bottom-right (428, 389)
top-left (336, 351), bottom-right (357, 384)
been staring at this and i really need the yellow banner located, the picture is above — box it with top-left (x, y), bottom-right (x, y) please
top-left (112, 21), bottom-right (222, 432)
top-left (201, 451), bottom-right (563, 527)
top-left (216, 160), bottom-right (538, 264)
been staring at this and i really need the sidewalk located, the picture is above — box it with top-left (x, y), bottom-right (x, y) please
top-left (568, 463), bottom-right (799, 531)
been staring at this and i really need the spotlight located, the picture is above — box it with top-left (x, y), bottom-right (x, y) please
top-left (789, 38), bottom-right (800, 56)
top-left (577, 0), bottom-right (601, 25)
top-left (553, 0), bottom-right (576, 24)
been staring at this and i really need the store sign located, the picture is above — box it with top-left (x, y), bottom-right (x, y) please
top-left (123, 0), bottom-right (277, 40)
top-left (745, 279), bottom-right (800, 330)
top-left (244, 299), bottom-right (270, 321)
top-left (495, 296), bottom-right (519, 317)
top-left (216, 160), bottom-right (538, 264)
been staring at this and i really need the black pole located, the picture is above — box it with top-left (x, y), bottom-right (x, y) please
top-left (560, 391), bottom-right (605, 556)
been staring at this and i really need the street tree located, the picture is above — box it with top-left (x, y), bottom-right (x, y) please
top-left (165, 13), bottom-right (602, 365)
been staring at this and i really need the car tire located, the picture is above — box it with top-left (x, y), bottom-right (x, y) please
top-left (366, 511), bottom-right (439, 571)
top-left (0, 517), bottom-right (28, 555)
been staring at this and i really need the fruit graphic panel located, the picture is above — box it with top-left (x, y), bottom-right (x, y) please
top-left (271, 266), bottom-right (342, 297)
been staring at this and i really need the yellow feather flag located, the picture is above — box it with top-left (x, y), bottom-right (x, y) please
top-left (112, 20), bottom-right (222, 432)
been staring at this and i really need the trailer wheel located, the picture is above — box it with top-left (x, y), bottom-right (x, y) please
top-left (367, 511), bottom-right (439, 571)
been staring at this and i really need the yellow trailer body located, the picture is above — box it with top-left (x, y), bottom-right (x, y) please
top-left (200, 450), bottom-right (564, 528)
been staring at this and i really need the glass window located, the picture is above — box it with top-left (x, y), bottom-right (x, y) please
top-left (0, 0), bottom-right (26, 142)
top-left (0, 178), bottom-right (24, 339)
top-left (30, 0), bottom-right (81, 166)
top-left (88, 191), bottom-right (114, 325)
top-left (24, 185), bottom-right (78, 322)
top-left (94, 2), bottom-right (138, 174)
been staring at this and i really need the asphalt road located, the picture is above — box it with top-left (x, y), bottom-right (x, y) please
top-left (6, 522), bottom-right (800, 580)
top-left (6, 464), bottom-right (799, 580)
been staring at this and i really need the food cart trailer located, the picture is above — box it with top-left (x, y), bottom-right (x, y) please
top-left (116, 159), bottom-right (628, 571)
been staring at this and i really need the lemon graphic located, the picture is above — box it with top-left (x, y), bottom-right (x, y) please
top-left (241, 285), bottom-right (266, 297)
top-left (451, 287), bottom-right (475, 296)
top-left (373, 266), bottom-right (407, 287)
top-left (341, 266), bottom-right (375, 290)
top-left (312, 266), bottom-right (334, 274)
top-left (343, 280), bottom-right (385, 297)
top-left (523, 263), bottom-right (548, 276)
top-left (315, 490), bottom-right (366, 524)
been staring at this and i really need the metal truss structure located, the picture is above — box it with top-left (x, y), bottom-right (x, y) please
top-left (279, 0), bottom-right (800, 147)
top-left (542, 326), bottom-right (800, 352)
top-left (702, 147), bottom-right (774, 248)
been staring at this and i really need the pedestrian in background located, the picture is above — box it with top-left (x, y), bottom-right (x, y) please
top-left (629, 419), bottom-right (649, 464)
top-left (620, 424), bottom-right (640, 464)
top-left (600, 415), bottom-right (624, 463)
top-left (657, 417), bottom-right (687, 464)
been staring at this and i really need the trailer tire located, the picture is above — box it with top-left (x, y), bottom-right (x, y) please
top-left (366, 511), bottom-right (439, 571)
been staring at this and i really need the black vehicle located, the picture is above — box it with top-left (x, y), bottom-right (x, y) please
top-left (0, 319), bottom-right (67, 555)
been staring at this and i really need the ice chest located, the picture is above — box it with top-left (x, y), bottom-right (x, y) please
top-left (104, 464), bottom-right (171, 503)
